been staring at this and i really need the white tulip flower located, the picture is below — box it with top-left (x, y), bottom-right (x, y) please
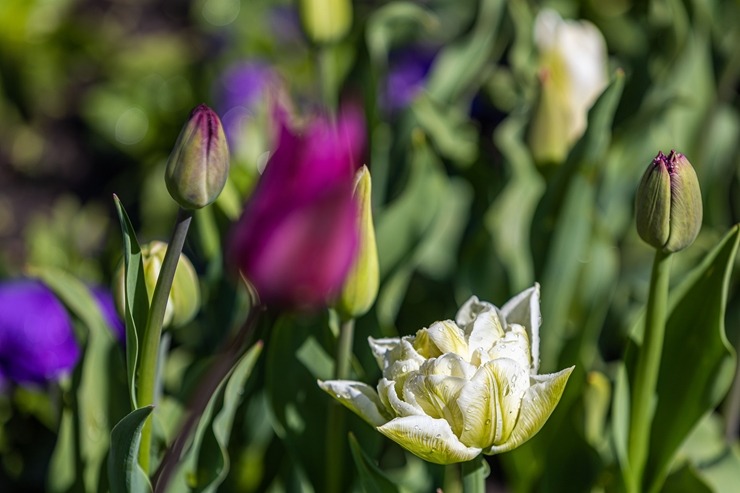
top-left (319, 285), bottom-right (574, 464)
top-left (529, 9), bottom-right (608, 163)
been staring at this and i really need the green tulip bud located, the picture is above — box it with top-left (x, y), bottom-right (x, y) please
top-left (336, 166), bottom-right (379, 320)
top-left (299, 0), bottom-right (352, 44)
top-left (635, 150), bottom-right (703, 252)
top-left (165, 104), bottom-right (229, 209)
top-left (115, 241), bottom-right (200, 328)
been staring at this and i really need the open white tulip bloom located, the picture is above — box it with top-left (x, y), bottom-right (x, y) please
top-left (529, 8), bottom-right (608, 162)
top-left (319, 285), bottom-right (574, 464)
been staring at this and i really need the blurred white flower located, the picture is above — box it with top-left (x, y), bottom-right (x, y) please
top-left (319, 285), bottom-right (574, 464)
top-left (529, 9), bottom-right (608, 163)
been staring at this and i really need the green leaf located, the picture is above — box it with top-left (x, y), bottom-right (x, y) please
top-left (425, 0), bottom-right (505, 104)
top-left (348, 433), bottom-right (404, 493)
top-left (189, 342), bottom-right (263, 493)
top-left (37, 268), bottom-right (128, 493)
top-left (644, 225), bottom-right (740, 492)
top-left (108, 406), bottom-right (154, 493)
top-left (113, 194), bottom-right (150, 408)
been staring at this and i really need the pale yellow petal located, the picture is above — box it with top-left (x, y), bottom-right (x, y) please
top-left (500, 285), bottom-right (541, 373)
top-left (483, 366), bottom-right (574, 455)
top-left (378, 415), bottom-right (481, 464)
top-left (377, 378), bottom-right (424, 417)
top-left (318, 379), bottom-right (390, 427)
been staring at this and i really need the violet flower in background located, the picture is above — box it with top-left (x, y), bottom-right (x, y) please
top-left (229, 105), bottom-right (365, 309)
top-left (383, 47), bottom-right (436, 112)
top-left (0, 280), bottom-right (79, 387)
top-left (91, 286), bottom-right (125, 342)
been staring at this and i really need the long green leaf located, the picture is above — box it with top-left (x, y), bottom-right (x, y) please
top-left (37, 268), bottom-right (128, 493)
top-left (189, 342), bottom-right (263, 493)
top-left (109, 406), bottom-right (154, 493)
top-left (113, 194), bottom-right (150, 408)
top-left (644, 225), bottom-right (740, 492)
top-left (348, 433), bottom-right (404, 493)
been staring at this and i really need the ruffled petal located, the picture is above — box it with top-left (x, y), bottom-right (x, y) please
top-left (403, 372), bottom-right (467, 434)
top-left (378, 415), bottom-right (482, 464)
top-left (483, 366), bottom-right (574, 455)
top-left (500, 284), bottom-right (541, 373)
top-left (377, 378), bottom-right (424, 417)
top-left (423, 320), bottom-right (469, 358)
top-left (488, 323), bottom-right (531, 370)
top-left (319, 379), bottom-right (390, 426)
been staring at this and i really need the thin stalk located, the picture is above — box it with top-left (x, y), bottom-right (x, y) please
top-left (153, 304), bottom-right (263, 492)
top-left (627, 248), bottom-right (672, 493)
top-left (325, 318), bottom-right (355, 493)
top-left (318, 45), bottom-right (337, 117)
top-left (461, 456), bottom-right (486, 493)
top-left (137, 208), bottom-right (193, 474)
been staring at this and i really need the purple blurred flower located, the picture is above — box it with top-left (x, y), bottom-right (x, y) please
top-left (91, 286), bottom-right (125, 342)
top-left (0, 280), bottom-right (79, 386)
top-left (228, 105), bottom-right (366, 309)
top-left (217, 62), bottom-right (277, 147)
top-left (383, 48), bottom-right (437, 112)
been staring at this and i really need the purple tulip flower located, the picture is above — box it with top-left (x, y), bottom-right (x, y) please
top-left (91, 286), bottom-right (125, 342)
top-left (0, 280), bottom-right (80, 386)
top-left (217, 62), bottom-right (276, 147)
top-left (228, 105), bottom-right (366, 309)
top-left (383, 47), bottom-right (437, 112)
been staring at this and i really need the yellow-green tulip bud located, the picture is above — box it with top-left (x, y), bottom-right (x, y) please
top-left (165, 104), bottom-right (230, 209)
top-left (299, 0), bottom-right (352, 44)
top-left (635, 150), bottom-right (703, 252)
top-left (115, 241), bottom-right (200, 328)
top-left (336, 166), bottom-right (379, 320)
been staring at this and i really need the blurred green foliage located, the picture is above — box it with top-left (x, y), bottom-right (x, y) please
top-left (1, 0), bottom-right (740, 492)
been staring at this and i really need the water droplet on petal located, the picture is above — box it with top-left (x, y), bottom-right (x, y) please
top-left (435, 433), bottom-right (442, 439)
top-left (485, 419), bottom-right (491, 425)
top-left (414, 425), bottom-right (421, 432)
top-left (402, 365), bottom-right (408, 372)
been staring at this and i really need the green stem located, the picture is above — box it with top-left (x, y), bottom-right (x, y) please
top-left (137, 208), bottom-right (193, 474)
top-left (318, 45), bottom-right (337, 116)
top-left (627, 248), bottom-right (672, 493)
top-left (325, 318), bottom-right (355, 493)
top-left (461, 456), bottom-right (486, 493)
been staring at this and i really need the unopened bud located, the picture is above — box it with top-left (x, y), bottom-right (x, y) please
top-left (165, 104), bottom-right (229, 209)
top-left (336, 166), bottom-right (378, 320)
top-left (635, 150), bottom-right (703, 252)
top-left (115, 241), bottom-right (200, 328)
top-left (299, 0), bottom-right (352, 44)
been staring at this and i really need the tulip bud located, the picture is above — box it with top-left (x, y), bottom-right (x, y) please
top-left (336, 166), bottom-right (379, 320)
top-left (299, 0), bottom-right (352, 44)
top-left (115, 241), bottom-right (200, 328)
top-left (165, 104), bottom-right (230, 209)
top-left (635, 150), bottom-right (703, 252)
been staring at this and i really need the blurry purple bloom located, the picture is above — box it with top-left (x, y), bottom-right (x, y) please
top-left (269, 6), bottom-right (305, 45)
top-left (384, 48), bottom-right (437, 112)
top-left (229, 105), bottom-right (366, 309)
top-left (91, 286), bottom-right (125, 342)
top-left (217, 62), bottom-right (276, 146)
top-left (0, 280), bottom-right (79, 386)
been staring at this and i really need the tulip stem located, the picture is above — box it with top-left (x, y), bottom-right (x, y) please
top-left (318, 46), bottom-right (338, 116)
top-left (627, 248), bottom-right (672, 493)
top-left (137, 207), bottom-right (193, 475)
top-left (461, 456), bottom-right (486, 493)
top-left (326, 317), bottom-right (355, 493)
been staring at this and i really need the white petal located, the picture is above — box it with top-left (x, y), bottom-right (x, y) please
top-left (403, 373), bottom-right (467, 433)
top-left (378, 415), bottom-right (482, 464)
top-left (455, 296), bottom-right (495, 327)
top-left (425, 353), bottom-right (476, 379)
top-left (368, 336), bottom-right (401, 368)
top-left (500, 284), bottom-right (541, 373)
top-left (382, 338), bottom-right (426, 384)
top-left (424, 320), bottom-right (469, 358)
top-left (377, 378), bottom-right (424, 417)
top-left (488, 324), bottom-right (531, 371)
top-left (318, 379), bottom-right (390, 427)
top-left (466, 307), bottom-right (506, 354)
top-left (458, 358), bottom-right (529, 448)
top-left (483, 366), bottom-right (574, 455)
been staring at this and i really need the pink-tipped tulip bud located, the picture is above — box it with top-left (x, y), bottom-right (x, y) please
top-left (635, 150), bottom-right (703, 252)
top-left (165, 104), bottom-right (230, 209)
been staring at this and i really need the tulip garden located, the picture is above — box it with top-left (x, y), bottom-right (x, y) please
top-left (1, 1), bottom-right (740, 492)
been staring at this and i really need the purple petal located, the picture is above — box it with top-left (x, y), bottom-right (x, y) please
top-left (0, 280), bottom-right (79, 386)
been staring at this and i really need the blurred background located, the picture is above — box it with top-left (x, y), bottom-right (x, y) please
top-left (1, 0), bottom-right (739, 491)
